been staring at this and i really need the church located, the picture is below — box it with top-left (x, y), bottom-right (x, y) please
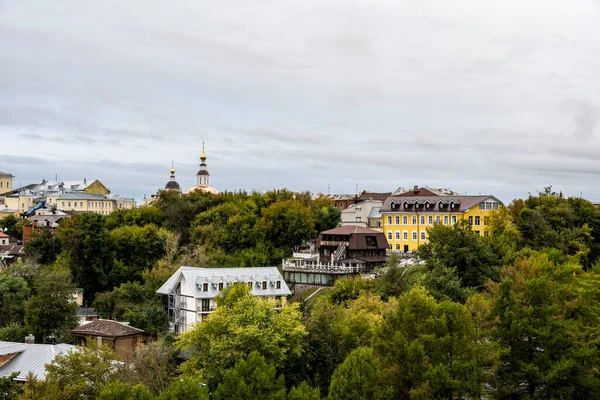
top-left (158, 142), bottom-right (220, 198)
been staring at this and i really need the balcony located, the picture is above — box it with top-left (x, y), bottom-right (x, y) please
top-left (282, 259), bottom-right (365, 274)
top-left (319, 240), bottom-right (349, 247)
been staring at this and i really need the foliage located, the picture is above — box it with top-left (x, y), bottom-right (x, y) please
top-left (0, 324), bottom-right (28, 342)
top-left (287, 382), bottom-right (322, 400)
top-left (120, 340), bottom-right (177, 396)
top-left (96, 382), bottom-right (154, 400)
top-left (328, 347), bottom-right (393, 400)
top-left (178, 283), bottom-right (306, 390)
top-left (375, 287), bottom-right (486, 399)
top-left (0, 272), bottom-right (30, 327)
top-left (23, 230), bottom-right (61, 265)
top-left (418, 220), bottom-right (501, 288)
top-left (212, 351), bottom-right (287, 400)
top-left (0, 215), bottom-right (21, 238)
top-left (24, 266), bottom-right (78, 343)
top-left (0, 372), bottom-right (22, 400)
top-left (157, 375), bottom-right (209, 400)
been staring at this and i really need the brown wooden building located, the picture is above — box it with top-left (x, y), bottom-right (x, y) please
top-left (70, 319), bottom-right (147, 361)
top-left (316, 226), bottom-right (388, 270)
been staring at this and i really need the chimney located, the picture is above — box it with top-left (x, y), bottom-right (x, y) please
top-left (84, 178), bottom-right (87, 184)
top-left (413, 185), bottom-right (419, 193)
top-left (24, 334), bottom-right (35, 344)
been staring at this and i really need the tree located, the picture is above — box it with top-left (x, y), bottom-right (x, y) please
top-left (0, 324), bottom-right (28, 342)
top-left (42, 340), bottom-right (120, 400)
top-left (24, 267), bottom-right (78, 343)
top-left (23, 230), bottom-right (61, 265)
top-left (490, 250), bottom-right (600, 398)
top-left (0, 215), bottom-right (21, 239)
top-left (121, 340), bottom-right (177, 396)
top-left (418, 220), bottom-right (500, 288)
top-left (288, 382), bottom-right (322, 400)
top-left (328, 347), bottom-right (393, 400)
top-left (0, 272), bottom-right (29, 327)
top-left (110, 224), bottom-right (165, 281)
top-left (255, 200), bottom-right (316, 253)
top-left (213, 351), bottom-right (286, 400)
top-left (375, 287), bottom-right (485, 399)
top-left (56, 213), bottom-right (115, 296)
top-left (96, 382), bottom-right (154, 400)
top-left (178, 283), bottom-right (306, 390)
top-left (0, 372), bottom-right (22, 400)
top-left (157, 375), bottom-right (209, 400)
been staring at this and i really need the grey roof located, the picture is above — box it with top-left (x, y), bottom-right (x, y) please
top-left (157, 266), bottom-right (292, 298)
top-left (368, 206), bottom-right (382, 219)
top-left (0, 341), bottom-right (75, 381)
top-left (106, 193), bottom-right (135, 202)
top-left (54, 192), bottom-right (109, 201)
top-left (381, 195), bottom-right (502, 213)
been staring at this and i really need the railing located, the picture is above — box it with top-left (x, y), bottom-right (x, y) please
top-left (320, 240), bottom-right (349, 247)
top-left (282, 259), bottom-right (366, 274)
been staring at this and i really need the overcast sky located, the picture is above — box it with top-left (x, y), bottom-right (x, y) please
top-left (1, 1), bottom-right (600, 203)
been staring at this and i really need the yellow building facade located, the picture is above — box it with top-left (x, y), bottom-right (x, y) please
top-left (380, 194), bottom-right (502, 252)
top-left (0, 172), bottom-right (13, 195)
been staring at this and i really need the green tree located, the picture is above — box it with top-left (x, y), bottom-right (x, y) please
top-left (213, 351), bottom-right (287, 400)
top-left (105, 206), bottom-right (163, 230)
top-left (255, 200), bottom-right (316, 253)
top-left (23, 230), bottom-right (61, 265)
top-left (490, 250), bottom-right (600, 398)
top-left (312, 196), bottom-right (341, 233)
top-left (287, 382), bottom-right (322, 400)
top-left (0, 372), bottom-right (22, 400)
top-left (96, 382), bottom-right (154, 400)
top-left (110, 224), bottom-right (165, 281)
top-left (42, 340), bottom-right (120, 400)
top-left (0, 324), bottom-right (28, 342)
top-left (157, 375), bottom-right (209, 400)
top-left (178, 283), bottom-right (306, 390)
top-left (56, 213), bottom-right (115, 296)
top-left (24, 267), bottom-right (78, 343)
top-left (418, 220), bottom-right (501, 288)
top-left (121, 340), bottom-right (177, 396)
top-left (375, 287), bottom-right (485, 399)
top-left (0, 272), bottom-right (29, 327)
top-left (328, 347), bottom-right (393, 400)
top-left (0, 215), bottom-right (21, 239)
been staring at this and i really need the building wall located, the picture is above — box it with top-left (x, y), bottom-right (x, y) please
top-left (0, 176), bottom-right (12, 195)
top-left (381, 203), bottom-right (499, 252)
top-left (340, 201), bottom-right (382, 228)
top-left (84, 180), bottom-right (110, 194)
top-left (46, 197), bottom-right (117, 215)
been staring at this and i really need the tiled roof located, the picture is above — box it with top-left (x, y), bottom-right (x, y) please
top-left (0, 245), bottom-right (24, 255)
top-left (0, 341), bottom-right (75, 381)
top-left (70, 319), bottom-right (145, 337)
top-left (156, 266), bottom-right (292, 299)
top-left (0, 232), bottom-right (9, 238)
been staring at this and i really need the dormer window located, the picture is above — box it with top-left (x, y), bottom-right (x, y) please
top-left (262, 281), bottom-right (267, 290)
top-left (276, 281), bottom-right (281, 289)
top-left (218, 282), bottom-right (224, 290)
top-left (203, 282), bottom-right (208, 292)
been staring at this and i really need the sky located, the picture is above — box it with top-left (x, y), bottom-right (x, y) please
top-left (1, 0), bottom-right (600, 203)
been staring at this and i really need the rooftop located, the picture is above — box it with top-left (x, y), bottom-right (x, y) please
top-left (320, 226), bottom-right (383, 235)
top-left (70, 319), bottom-right (144, 337)
top-left (0, 341), bottom-right (75, 381)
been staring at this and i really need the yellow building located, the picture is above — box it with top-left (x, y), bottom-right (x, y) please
top-left (46, 193), bottom-right (117, 215)
top-left (380, 188), bottom-right (502, 252)
top-left (0, 172), bottom-right (13, 195)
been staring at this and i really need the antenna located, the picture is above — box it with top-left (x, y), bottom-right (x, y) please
top-left (327, 184), bottom-right (330, 195)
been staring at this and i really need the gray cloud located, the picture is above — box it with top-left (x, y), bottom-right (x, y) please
top-left (1, 0), bottom-right (600, 203)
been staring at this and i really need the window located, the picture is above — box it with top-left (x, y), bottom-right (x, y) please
top-left (428, 216), bottom-right (433, 225)
top-left (484, 231), bottom-right (489, 237)
top-left (420, 231), bottom-right (426, 240)
top-left (412, 216), bottom-right (417, 225)
top-left (484, 217), bottom-right (490, 226)
top-left (201, 299), bottom-right (210, 312)
top-left (403, 231), bottom-right (408, 241)
top-left (276, 280), bottom-right (281, 289)
top-left (376, 222), bottom-right (381, 227)
top-left (80, 202), bottom-right (83, 207)
top-left (474, 230), bottom-right (480, 236)
top-left (436, 216), bottom-right (440, 224)
top-left (62, 202), bottom-right (65, 207)
top-left (452, 216), bottom-right (457, 224)
top-left (387, 216), bottom-right (392, 224)
top-left (396, 244), bottom-right (400, 250)
top-left (218, 282), bottom-right (224, 290)
top-left (68, 202), bottom-right (71, 207)
top-left (444, 216), bottom-right (448, 225)
top-left (355, 216), bottom-right (361, 222)
top-left (395, 231), bottom-right (400, 240)
top-left (395, 216), bottom-right (400, 225)
top-left (475, 216), bottom-right (481, 226)
top-left (479, 201), bottom-right (500, 210)
top-left (412, 231), bottom-right (417, 241)
top-left (202, 282), bottom-right (208, 292)
top-left (468, 216), bottom-right (473, 225)
top-left (420, 216), bottom-right (425, 225)
top-left (387, 231), bottom-right (392, 240)
top-left (262, 281), bottom-right (267, 290)
top-left (403, 216), bottom-right (408, 224)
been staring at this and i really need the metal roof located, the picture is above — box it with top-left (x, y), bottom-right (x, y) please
top-left (156, 266), bottom-right (292, 298)
top-left (70, 319), bottom-right (144, 337)
top-left (0, 341), bottom-right (75, 381)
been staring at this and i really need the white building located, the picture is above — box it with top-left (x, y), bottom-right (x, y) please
top-left (156, 266), bottom-right (291, 333)
top-left (340, 200), bottom-right (383, 228)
